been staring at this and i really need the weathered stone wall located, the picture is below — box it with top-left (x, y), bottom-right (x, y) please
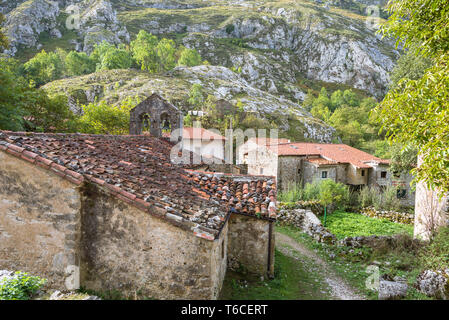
top-left (0, 151), bottom-right (81, 289)
top-left (79, 183), bottom-right (227, 299)
top-left (227, 214), bottom-right (275, 278)
top-left (278, 156), bottom-right (303, 190)
top-left (347, 164), bottom-right (368, 186)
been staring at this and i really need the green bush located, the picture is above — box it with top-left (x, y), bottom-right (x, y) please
top-left (278, 179), bottom-right (350, 213)
top-left (0, 272), bottom-right (46, 300)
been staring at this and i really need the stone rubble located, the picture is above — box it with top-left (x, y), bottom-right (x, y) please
top-left (416, 269), bottom-right (449, 300)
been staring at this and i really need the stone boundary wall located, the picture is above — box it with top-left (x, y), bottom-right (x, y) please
top-left (361, 207), bottom-right (414, 225)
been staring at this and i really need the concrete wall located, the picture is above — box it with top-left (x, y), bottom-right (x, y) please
top-left (347, 164), bottom-right (369, 186)
top-left (79, 183), bottom-right (227, 300)
top-left (227, 214), bottom-right (275, 278)
top-left (0, 151), bottom-right (81, 289)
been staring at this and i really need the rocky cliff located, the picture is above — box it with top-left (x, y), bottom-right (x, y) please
top-left (1, 0), bottom-right (401, 142)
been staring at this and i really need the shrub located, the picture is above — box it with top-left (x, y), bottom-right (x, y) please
top-left (78, 97), bottom-right (138, 135)
top-left (278, 182), bottom-right (304, 203)
top-left (0, 272), bottom-right (46, 300)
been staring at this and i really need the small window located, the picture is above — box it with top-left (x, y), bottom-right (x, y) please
top-left (321, 171), bottom-right (328, 179)
top-left (397, 189), bottom-right (407, 199)
top-left (361, 170), bottom-right (365, 177)
top-left (297, 168), bottom-right (301, 175)
top-left (221, 240), bottom-right (225, 259)
top-left (381, 171), bottom-right (387, 179)
top-left (260, 168), bottom-right (264, 175)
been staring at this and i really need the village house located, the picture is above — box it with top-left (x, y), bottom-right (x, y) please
top-left (0, 131), bottom-right (276, 300)
top-left (238, 138), bottom-right (415, 206)
top-left (175, 127), bottom-right (226, 161)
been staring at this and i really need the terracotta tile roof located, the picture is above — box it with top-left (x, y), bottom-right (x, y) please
top-left (0, 131), bottom-right (227, 239)
top-left (0, 131), bottom-right (276, 238)
top-left (271, 142), bottom-right (386, 169)
top-left (181, 128), bottom-right (227, 141)
top-left (248, 137), bottom-right (291, 146)
top-left (186, 170), bottom-right (277, 219)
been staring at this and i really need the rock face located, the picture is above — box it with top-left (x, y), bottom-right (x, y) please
top-left (2, 0), bottom-right (399, 100)
top-left (378, 279), bottom-right (408, 300)
top-left (416, 269), bottom-right (449, 300)
top-left (2, 0), bottom-right (129, 55)
top-left (2, 0), bottom-right (60, 56)
top-left (42, 67), bottom-right (337, 143)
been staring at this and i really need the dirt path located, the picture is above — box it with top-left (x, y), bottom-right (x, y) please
top-left (276, 232), bottom-right (366, 300)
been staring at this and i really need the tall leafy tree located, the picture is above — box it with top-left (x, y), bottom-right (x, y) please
top-left (178, 47), bottom-right (202, 67)
top-left (374, 0), bottom-right (449, 193)
top-left (155, 38), bottom-right (176, 72)
top-left (65, 51), bottom-right (95, 76)
top-left (130, 30), bottom-right (159, 73)
top-left (0, 13), bottom-right (9, 51)
top-left (23, 50), bottom-right (64, 87)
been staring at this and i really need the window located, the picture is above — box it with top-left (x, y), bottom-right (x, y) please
top-left (381, 171), bottom-right (387, 179)
top-left (397, 189), bottom-right (407, 199)
top-left (361, 170), bottom-right (365, 177)
top-left (221, 240), bottom-right (225, 259)
top-left (260, 168), bottom-right (264, 175)
top-left (297, 168), bottom-right (301, 175)
top-left (321, 171), bottom-right (328, 179)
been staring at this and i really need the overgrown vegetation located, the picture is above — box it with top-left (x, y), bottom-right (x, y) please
top-left (322, 211), bottom-right (413, 239)
top-left (220, 250), bottom-right (331, 300)
top-left (279, 179), bottom-right (407, 214)
top-left (0, 272), bottom-right (46, 300)
top-left (277, 225), bottom-right (431, 300)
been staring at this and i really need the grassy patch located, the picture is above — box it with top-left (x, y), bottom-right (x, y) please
top-left (220, 249), bottom-right (331, 300)
top-left (322, 211), bottom-right (414, 239)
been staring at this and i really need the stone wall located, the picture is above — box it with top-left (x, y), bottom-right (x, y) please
top-left (79, 183), bottom-right (227, 300)
top-left (227, 214), bottom-right (275, 278)
top-left (278, 156), bottom-right (303, 190)
top-left (0, 151), bottom-right (81, 289)
top-left (414, 179), bottom-right (449, 241)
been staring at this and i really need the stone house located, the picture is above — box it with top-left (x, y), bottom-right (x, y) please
top-left (176, 127), bottom-right (226, 161)
top-left (238, 139), bottom-right (415, 206)
top-left (0, 131), bottom-right (276, 300)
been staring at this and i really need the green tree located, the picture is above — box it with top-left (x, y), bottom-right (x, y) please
top-left (90, 41), bottom-right (115, 70)
top-left (65, 51), bottom-right (95, 76)
top-left (178, 47), bottom-right (202, 67)
top-left (78, 100), bottom-right (134, 135)
top-left (22, 92), bottom-right (77, 133)
top-left (0, 60), bottom-right (26, 130)
top-left (130, 30), bottom-right (159, 73)
top-left (0, 13), bottom-right (8, 51)
top-left (23, 50), bottom-right (64, 86)
top-left (98, 47), bottom-right (133, 71)
top-left (187, 83), bottom-right (204, 107)
top-left (156, 38), bottom-right (176, 72)
top-left (389, 44), bottom-right (433, 89)
top-left (375, 0), bottom-right (449, 194)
